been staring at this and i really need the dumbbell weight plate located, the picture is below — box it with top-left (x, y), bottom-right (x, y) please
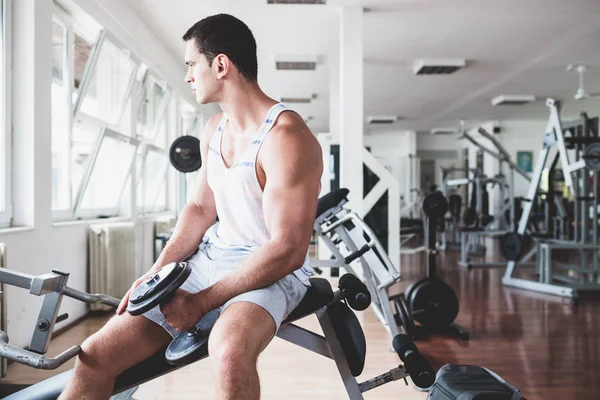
top-left (409, 278), bottom-right (459, 331)
top-left (166, 309), bottom-right (221, 365)
top-left (169, 135), bottom-right (202, 173)
top-left (500, 232), bottom-right (523, 261)
top-left (127, 262), bottom-right (192, 316)
top-left (583, 143), bottom-right (600, 171)
top-left (421, 192), bottom-right (449, 219)
top-left (404, 278), bottom-right (429, 307)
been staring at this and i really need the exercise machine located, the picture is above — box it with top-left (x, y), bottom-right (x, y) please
top-left (438, 166), bottom-right (483, 252)
top-left (0, 266), bottom-right (434, 399)
top-left (456, 128), bottom-right (535, 269)
top-left (395, 192), bottom-right (469, 341)
top-left (312, 188), bottom-right (404, 341)
top-left (502, 99), bottom-right (600, 298)
top-left (0, 215), bottom-right (436, 399)
top-left (400, 155), bottom-right (426, 254)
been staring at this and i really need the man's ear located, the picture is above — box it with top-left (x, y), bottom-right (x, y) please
top-left (214, 54), bottom-right (229, 79)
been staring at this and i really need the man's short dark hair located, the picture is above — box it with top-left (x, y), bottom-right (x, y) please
top-left (183, 14), bottom-right (258, 83)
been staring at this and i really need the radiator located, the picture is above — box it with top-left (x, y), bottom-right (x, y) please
top-left (0, 243), bottom-right (6, 377)
top-left (153, 216), bottom-right (176, 261)
top-left (154, 216), bottom-right (177, 236)
top-left (88, 222), bottom-right (136, 311)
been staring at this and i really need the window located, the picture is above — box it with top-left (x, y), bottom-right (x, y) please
top-left (75, 34), bottom-right (138, 125)
top-left (0, 0), bottom-right (10, 227)
top-left (51, 10), bottom-right (101, 219)
top-left (51, 6), bottom-right (143, 220)
top-left (136, 146), bottom-right (169, 212)
top-left (135, 79), bottom-right (172, 213)
top-left (51, 18), bottom-right (71, 211)
top-left (180, 100), bottom-right (202, 137)
top-left (74, 128), bottom-right (139, 217)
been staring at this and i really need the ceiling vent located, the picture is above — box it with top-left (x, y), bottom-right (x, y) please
top-left (430, 127), bottom-right (459, 135)
top-left (268, 0), bottom-right (325, 3)
top-left (276, 61), bottom-right (316, 70)
top-left (491, 94), bottom-right (536, 106)
top-left (281, 97), bottom-right (311, 103)
top-left (367, 116), bottom-right (399, 124)
top-left (274, 55), bottom-right (319, 71)
top-left (281, 94), bottom-right (317, 103)
top-left (413, 59), bottom-right (466, 75)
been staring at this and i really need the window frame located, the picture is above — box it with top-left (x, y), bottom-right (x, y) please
top-left (51, 6), bottom-right (142, 221)
top-left (140, 74), bottom-right (171, 142)
top-left (73, 127), bottom-right (140, 218)
top-left (73, 30), bottom-right (140, 127)
top-left (134, 77), bottom-right (172, 215)
top-left (50, 13), bottom-right (74, 220)
top-left (136, 144), bottom-right (169, 214)
top-left (0, 0), bottom-right (12, 228)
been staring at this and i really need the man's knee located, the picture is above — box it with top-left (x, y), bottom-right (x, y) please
top-left (77, 330), bottom-right (113, 372)
top-left (76, 318), bottom-right (129, 379)
top-left (209, 330), bottom-right (257, 370)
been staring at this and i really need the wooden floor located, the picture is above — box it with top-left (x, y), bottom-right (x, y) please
top-left (3, 240), bottom-right (600, 399)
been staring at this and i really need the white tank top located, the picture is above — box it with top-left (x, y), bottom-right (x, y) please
top-left (204, 103), bottom-right (313, 285)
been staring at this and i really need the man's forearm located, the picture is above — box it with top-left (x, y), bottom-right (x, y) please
top-left (197, 240), bottom-right (306, 311)
top-left (153, 202), bottom-right (216, 271)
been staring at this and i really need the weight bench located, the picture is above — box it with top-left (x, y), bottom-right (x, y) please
top-left (0, 261), bottom-right (433, 399)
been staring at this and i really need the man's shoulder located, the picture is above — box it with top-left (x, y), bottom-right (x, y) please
top-left (268, 111), bottom-right (314, 143)
top-left (261, 110), bottom-right (321, 163)
top-left (200, 112), bottom-right (225, 142)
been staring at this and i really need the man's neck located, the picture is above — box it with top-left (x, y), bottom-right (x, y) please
top-left (219, 83), bottom-right (277, 135)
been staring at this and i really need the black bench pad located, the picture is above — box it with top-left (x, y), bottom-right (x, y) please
top-left (316, 188), bottom-right (349, 219)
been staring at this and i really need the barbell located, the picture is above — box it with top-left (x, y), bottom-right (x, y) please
top-left (169, 135), bottom-right (202, 173)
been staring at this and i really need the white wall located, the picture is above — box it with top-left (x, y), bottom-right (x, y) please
top-left (364, 130), bottom-right (416, 201)
top-left (416, 133), bottom-right (462, 187)
top-left (417, 132), bottom-right (460, 151)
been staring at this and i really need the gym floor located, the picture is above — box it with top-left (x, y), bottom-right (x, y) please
top-left (4, 241), bottom-right (600, 399)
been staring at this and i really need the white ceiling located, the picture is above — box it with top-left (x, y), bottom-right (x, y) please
top-left (125, 0), bottom-right (600, 134)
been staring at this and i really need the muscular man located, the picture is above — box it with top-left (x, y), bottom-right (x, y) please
top-left (60, 13), bottom-right (323, 400)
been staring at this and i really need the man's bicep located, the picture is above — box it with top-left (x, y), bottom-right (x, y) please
top-left (262, 136), bottom-right (322, 247)
top-left (191, 165), bottom-right (217, 215)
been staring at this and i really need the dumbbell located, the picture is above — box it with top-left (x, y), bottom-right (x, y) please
top-left (126, 262), bottom-right (219, 365)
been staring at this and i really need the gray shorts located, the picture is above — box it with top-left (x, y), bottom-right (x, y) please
top-left (143, 242), bottom-right (309, 337)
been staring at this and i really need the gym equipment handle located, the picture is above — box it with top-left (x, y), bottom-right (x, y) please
top-left (344, 244), bottom-right (371, 264)
top-left (0, 269), bottom-right (120, 308)
top-left (392, 334), bottom-right (435, 389)
top-left (63, 287), bottom-right (120, 308)
top-left (0, 330), bottom-right (81, 370)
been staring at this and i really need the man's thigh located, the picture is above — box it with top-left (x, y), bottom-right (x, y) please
top-left (81, 312), bottom-right (172, 373)
top-left (221, 274), bottom-right (308, 333)
top-left (208, 302), bottom-right (276, 360)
